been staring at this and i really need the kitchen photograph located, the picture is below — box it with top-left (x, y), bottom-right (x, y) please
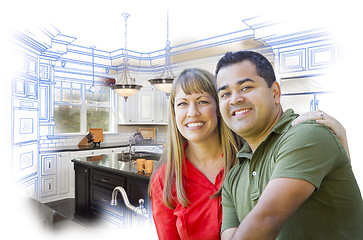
top-left (1, 0), bottom-right (362, 239)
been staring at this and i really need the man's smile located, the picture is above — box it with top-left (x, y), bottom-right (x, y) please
top-left (232, 108), bottom-right (253, 117)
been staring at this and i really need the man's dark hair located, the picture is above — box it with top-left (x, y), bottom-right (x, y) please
top-left (215, 51), bottom-right (276, 87)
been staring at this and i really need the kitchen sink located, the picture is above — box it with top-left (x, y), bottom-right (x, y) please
top-left (118, 151), bottom-right (162, 162)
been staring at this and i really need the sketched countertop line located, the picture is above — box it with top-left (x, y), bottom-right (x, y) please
top-left (39, 141), bottom-right (165, 153)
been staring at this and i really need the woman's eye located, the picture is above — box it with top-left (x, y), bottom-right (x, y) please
top-left (177, 102), bottom-right (187, 107)
top-left (198, 100), bottom-right (209, 105)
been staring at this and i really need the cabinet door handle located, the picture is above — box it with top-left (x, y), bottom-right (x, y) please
top-left (315, 99), bottom-right (319, 111)
top-left (48, 183), bottom-right (51, 190)
top-left (101, 178), bottom-right (109, 183)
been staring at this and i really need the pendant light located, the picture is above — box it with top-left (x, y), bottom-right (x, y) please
top-left (149, 11), bottom-right (175, 97)
top-left (88, 46), bottom-right (96, 92)
top-left (111, 13), bottom-right (142, 102)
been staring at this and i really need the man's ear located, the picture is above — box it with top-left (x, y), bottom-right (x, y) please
top-left (271, 81), bottom-right (281, 104)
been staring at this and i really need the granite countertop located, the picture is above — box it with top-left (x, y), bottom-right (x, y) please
top-left (72, 152), bottom-right (158, 180)
top-left (40, 141), bottom-right (165, 153)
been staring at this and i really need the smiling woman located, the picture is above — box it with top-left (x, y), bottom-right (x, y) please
top-left (148, 68), bottom-right (243, 240)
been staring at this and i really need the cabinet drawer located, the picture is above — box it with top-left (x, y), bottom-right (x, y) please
top-left (90, 184), bottom-right (127, 218)
top-left (41, 176), bottom-right (57, 197)
top-left (41, 154), bottom-right (57, 175)
top-left (91, 185), bottom-right (113, 206)
top-left (91, 170), bottom-right (126, 188)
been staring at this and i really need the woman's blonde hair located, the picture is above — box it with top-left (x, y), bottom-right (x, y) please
top-left (148, 68), bottom-right (243, 209)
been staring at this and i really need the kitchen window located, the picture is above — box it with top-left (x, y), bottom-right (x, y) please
top-left (54, 81), bottom-right (111, 133)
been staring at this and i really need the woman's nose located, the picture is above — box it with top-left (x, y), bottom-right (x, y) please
top-left (187, 103), bottom-right (200, 117)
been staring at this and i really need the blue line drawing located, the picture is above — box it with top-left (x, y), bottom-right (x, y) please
top-left (10, 14), bottom-right (343, 229)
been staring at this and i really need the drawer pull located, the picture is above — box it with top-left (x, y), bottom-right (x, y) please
top-left (101, 178), bottom-right (109, 183)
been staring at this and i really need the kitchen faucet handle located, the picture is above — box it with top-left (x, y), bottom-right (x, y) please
top-left (135, 199), bottom-right (149, 220)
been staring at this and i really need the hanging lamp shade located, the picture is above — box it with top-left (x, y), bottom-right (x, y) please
top-left (149, 11), bottom-right (174, 97)
top-left (111, 54), bottom-right (142, 101)
top-left (111, 13), bottom-right (142, 102)
top-left (111, 83), bottom-right (142, 98)
top-left (149, 78), bottom-right (173, 94)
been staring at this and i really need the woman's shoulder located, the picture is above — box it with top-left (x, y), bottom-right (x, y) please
top-left (151, 163), bottom-right (167, 183)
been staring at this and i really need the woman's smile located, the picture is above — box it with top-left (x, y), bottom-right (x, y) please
top-left (186, 121), bottom-right (205, 129)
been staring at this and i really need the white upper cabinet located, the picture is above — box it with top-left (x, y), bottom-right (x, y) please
top-left (277, 43), bottom-right (338, 79)
top-left (117, 74), bottom-right (169, 125)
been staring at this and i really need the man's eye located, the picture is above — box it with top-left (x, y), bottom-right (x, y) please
top-left (221, 92), bottom-right (230, 98)
top-left (242, 86), bottom-right (252, 91)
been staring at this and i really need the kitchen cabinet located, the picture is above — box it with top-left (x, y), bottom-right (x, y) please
top-left (280, 75), bottom-right (333, 114)
top-left (40, 153), bottom-right (57, 198)
top-left (118, 84), bottom-right (169, 125)
top-left (17, 175), bottom-right (38, 199)
top-left (127, 178), bottom-right (150, 208)
top-left (273, 40), bottom-right (338, 79)
top-left (74, 163), bottom-right (90, 219)
top-left (90, 169), bottom-right (128, 227)
top-left (58, 153), bottom-right (71, 195)
top-left (39, 152), bottom-right (71, 201)
top-left (90, 184), bottom-right (128, 227)
top-left (37, 147), bottom-right (131, 203)
top-left (12, 51), bottom-right (40, 200)
top-left (13, 141), bottom-right (38, 182)
top-left (268, 35), bottom-right (339, 114)
top-left (72, 154), bottom-right (152, 228)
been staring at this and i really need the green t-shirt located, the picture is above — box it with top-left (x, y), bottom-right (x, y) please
top-left (221, 109), bottom-right (363, 239)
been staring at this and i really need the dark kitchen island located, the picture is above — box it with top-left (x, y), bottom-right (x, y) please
top-left (72, 152), bottom-right (160, 228)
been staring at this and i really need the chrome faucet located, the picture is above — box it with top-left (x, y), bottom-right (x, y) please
top-left (128, 137), bottom-right (134, 161)
top-left (129, 137), bottom-right (132, 152)
top-left (110, 186), bottom-right (149, 220)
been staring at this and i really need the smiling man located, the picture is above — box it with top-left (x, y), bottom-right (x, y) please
top-left (215, 51), bottom-right (363, 240)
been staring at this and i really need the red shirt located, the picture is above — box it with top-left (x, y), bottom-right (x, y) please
top-left (150, 146), bottom-right (224, 240)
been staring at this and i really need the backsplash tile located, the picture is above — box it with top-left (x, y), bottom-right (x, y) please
top-left (39, 131), bottom-right (166, 151)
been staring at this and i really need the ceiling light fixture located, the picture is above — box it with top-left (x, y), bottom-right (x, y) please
top-left (111, 13), bottom-right (142, 102)
top-left (149, 11), bottom-right (175, 97)
top-left (88, 45), bottom-right (96, 92)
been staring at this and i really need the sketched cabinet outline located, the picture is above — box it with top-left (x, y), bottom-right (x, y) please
top-left (40, 154), bottom-right (57, 198)
top-left (39, 152), bottom-right (71, 200)
top-left (12, 50), bottom-right (40, 200)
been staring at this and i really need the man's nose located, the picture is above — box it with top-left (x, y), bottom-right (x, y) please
top-left (230, 92), bottom-right (244, 105)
